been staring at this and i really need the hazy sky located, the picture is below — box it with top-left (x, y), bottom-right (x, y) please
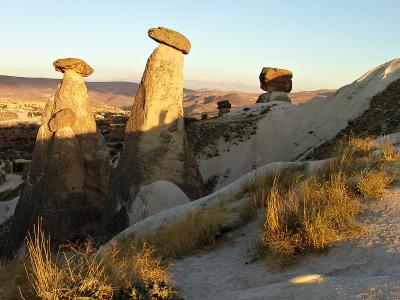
top-left (1, 0), bottom-right (399, 92)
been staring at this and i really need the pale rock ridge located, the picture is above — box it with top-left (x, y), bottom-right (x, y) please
top-left (104, 28), bottom-right (203, 234)
top-left (4, 58), bottom-right (109, 257)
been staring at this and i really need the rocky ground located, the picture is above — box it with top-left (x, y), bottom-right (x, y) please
top-left (172, 184), bottom-right (400, 299)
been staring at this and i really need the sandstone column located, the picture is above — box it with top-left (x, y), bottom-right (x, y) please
top-left (4, 58), bottom-right (109, 257)
top-left (104, 27), bottom-right (203, 233)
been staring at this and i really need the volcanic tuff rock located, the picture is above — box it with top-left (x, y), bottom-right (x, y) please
top-left (128, 180), bottom-right (190, 225)
top-left (104, 28), bottom-right (202, 234)
top-left (53, 58), bottom-right (94, 77)
top-left (48, 107), bottom-right (76, 132)
top-left (256, 91), bottom-right (291, 103)
top-left (217, 100), bottom-right (232, 117)
top-left (4, 58), bottom-right (109, 257)
top-left (259, 67), bottom-right (293, 93)
top-left (148, 27), bottom-right (191, 54)
top-left (0, 111), bottom-right (18, 121)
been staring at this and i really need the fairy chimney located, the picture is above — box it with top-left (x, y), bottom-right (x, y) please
top-left (4, 58), bottom-right (109, 257)
top-left (104, 27), bottom-right (203, 233)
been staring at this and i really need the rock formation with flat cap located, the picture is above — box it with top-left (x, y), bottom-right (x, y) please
top-left (4, 58), bottom-right (109, 257)
top-left (257, 67), bottom-right (293, 103)
top-left (217, 100), bottom-right (232, 117)
top-left (53, 58), bottom-right (94, 77)
top-left (104, 27), bottom-right (202, 234)
top-left (148, 27), bottom-right (191, 54)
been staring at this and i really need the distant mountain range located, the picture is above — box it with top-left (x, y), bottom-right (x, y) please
top-left (0, 75), bottom-right (335, 113)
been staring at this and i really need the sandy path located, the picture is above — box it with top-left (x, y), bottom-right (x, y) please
top-left (172, 185), bottom-right (400, 299)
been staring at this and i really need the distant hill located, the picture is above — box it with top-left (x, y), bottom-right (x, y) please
top-left (0, 75), bottom-right (334, 113)
top-left (0, 75), bottom-right (139, 107)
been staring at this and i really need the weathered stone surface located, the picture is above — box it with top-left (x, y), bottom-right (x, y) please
top-left (0, 111), bottom-right (18, 121)
top-left (4, 64), bottom-right (109, 257)
top-left (256, 92), bottom-right (291, 103)
top-left (148, 27), bottom-right (191, 54)
top-left (53, 58), bottom-right (94, 77)
top-left (48, 108), bottom-right (76, 132)
top-left (104, 42), bottom-right (203, 233)
top-left (128, 180), bottom-right (190, 225)
top-left (259, 67), bottom-right (293, 93)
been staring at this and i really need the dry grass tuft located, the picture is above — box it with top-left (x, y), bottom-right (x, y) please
top-left (380, 136), bottom-right (400, 162)
top-left (139, 199), bottom-right (255, 258)
top-left (260, 172), bottom-right (363, 256)
top-left (357, 168), bottom-right (395, 199)
top-left (8, 220), bottom-right (176, 299)
top-left (259, 135), bottom-right (399, 259)
top-left (347, 135), bottom-right (378, 155)
top-left (104, 242), bottom-right (171, 290)
top-left (25, 222), bottom-right (113, 299)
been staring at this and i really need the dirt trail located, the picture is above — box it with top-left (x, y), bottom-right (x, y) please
top-left (172, 185), bottom-right (400, 299)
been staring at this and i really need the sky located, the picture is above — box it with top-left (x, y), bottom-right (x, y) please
top-left (0, 0), bottom-right (399, 92)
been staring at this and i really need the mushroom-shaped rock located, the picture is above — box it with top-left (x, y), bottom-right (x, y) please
top-left (103, 27), bottom-right (203, 234)
top-left (217, 100), bottom-right (232, 109)
top-left (4, 58), bottom-right (109, 258)
top-left (259, 67), bottom-right (293, 93)
top-left (53, 58), bottom-right (94, 77)
top-left (148, 27), bottom-right (191, 54)
top-left (48, 108), bottom-right (76, 132)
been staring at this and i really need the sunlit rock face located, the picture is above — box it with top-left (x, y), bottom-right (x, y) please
top-left (257, 67), bottom-right (293, 104)
top-left (4, 59), bottom-right (109, 257)
top-left (104, 28), bottom-right (203, 234)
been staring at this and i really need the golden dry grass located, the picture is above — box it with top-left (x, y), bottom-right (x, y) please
top-left (0, 221), bottom-right (175, 299)
top-left (380, 136), bottom-right (400, 162)
top-left (259, 135), bottom-right (400, 259)
top-left (357, 168), bottom-right (395, 199)
top-left (25, 222), bottom-right (113, 299)
top-left (347, 135), bottom-right (378, 155)
top-left (137, 199), bottom-right (256, 258)
top-left (260, 172), bottom-right (363, 256)
top-left (103, 242), bottom-right (171, 291)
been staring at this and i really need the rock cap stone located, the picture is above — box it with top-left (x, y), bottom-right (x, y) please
top-left (217, 100), bottom-right (232, 109)
top-left (259, 67), bottom-right (293, 93)
top-left (53, 58), bottom-right (94, 77)
top-left (148, 27), bottom-right (191, 54)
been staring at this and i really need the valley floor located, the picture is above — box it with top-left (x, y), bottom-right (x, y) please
top-left (172, 184), bottom-right (400, 300)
